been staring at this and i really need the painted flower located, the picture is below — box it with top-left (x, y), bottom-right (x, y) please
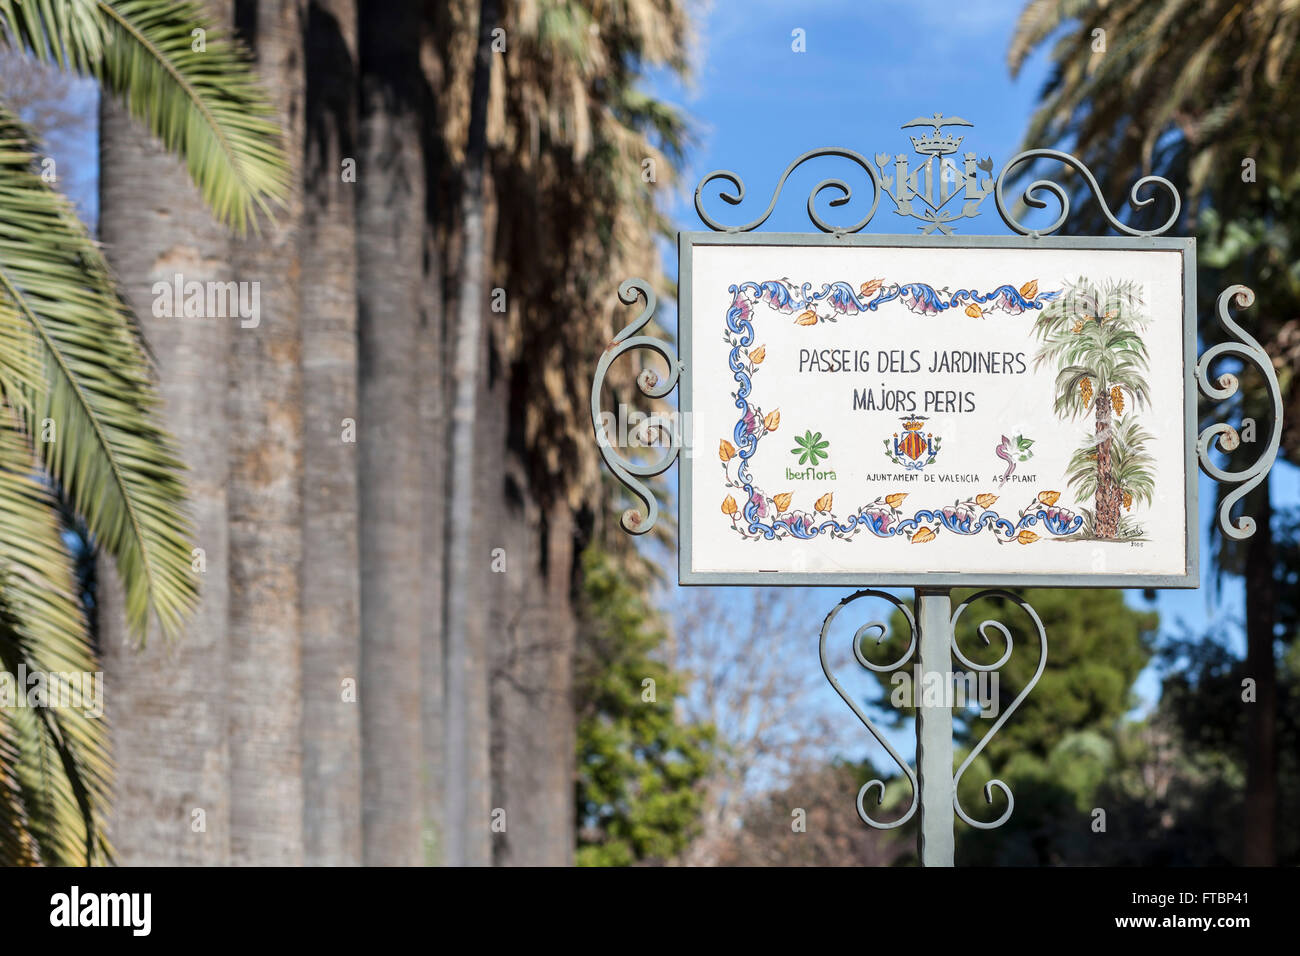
top-left (730, 291), bottom-right (752, 322)
top-left (787, 511), bottom-right (817, 534)
top-left (864, 508), bottom-right (893, 533)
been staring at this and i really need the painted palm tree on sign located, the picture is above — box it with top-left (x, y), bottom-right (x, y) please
top-left (1032, 278), bottom-right (1153, 539)
top-left (0, 0), bottom-right (287, 864)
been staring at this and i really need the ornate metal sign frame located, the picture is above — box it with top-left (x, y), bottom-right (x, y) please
top-left (677, 232), bottom-right (1200, 590)
top-left (589, 113), bottom-right (1282, 867)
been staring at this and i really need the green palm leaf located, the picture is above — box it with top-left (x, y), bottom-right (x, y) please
top-left (0, 103), bottom-right (196, 640)
top-left (0, 0), bottom-right (289, 233)
top-left (94, 0), bottom-right (289, 233)
top-left (0, 0), bottom-right (102, 71)
top-left (0, 414), bottom-right (111, 864)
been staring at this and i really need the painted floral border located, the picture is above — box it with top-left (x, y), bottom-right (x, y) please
top-left (718, 278), bottom-right (1086, 546)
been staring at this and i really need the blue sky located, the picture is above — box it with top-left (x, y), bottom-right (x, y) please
top-left (640, 0), bottom-right (1297, 761)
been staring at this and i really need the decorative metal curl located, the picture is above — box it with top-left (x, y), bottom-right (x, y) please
top-left (818, 589), bottom-right (918, 829)
top-left (949, 590), bottom-right (1047, 830)
top-left (995, 148), bottom-right (1181, 237)
top-left (694, 147), bottom-right (882, 234)
top-left (590, 278), bottom-right (681, 534)
top-left (1197, 285), bottom-right (1282, 540)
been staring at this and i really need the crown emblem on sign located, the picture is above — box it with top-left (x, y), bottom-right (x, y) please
top-left (901, 417), bottom-right (927, 431)
top-left (876, 112), bottom-right (995, 235)
top-left (908, 129), bottom-right (964, 156)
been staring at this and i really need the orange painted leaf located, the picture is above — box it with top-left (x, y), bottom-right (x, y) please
top-left (719, 439), bottom-right (736, 462)
top-left (1037, 490), bottom-right (1060, 506)
top-left (773, 492), bottom-right (793, 514)
top-left (721, 495), bottom-right (738, 516)
top-left (911, 527), bottom-right (936, 544)
top-left (859, 278), bottom-right (884, 297)
top-left (885, 492), bottom-right (907, 509)
top-left (965, 303), bottom-right (983, 318)
top-left (975, 493), bottom-right (997, 508)
top-left (796, 310), bottom-right (819, 326)
top-left (763, 409), bottom-right (781, 432)
top-left (814, 492), bottom-right (833, 513)
top-left (1017, 529), bottom-right (1039, 545)
top-left (1020, 279), bottom-right (1038, 300)
top-left (749, 345), bottom-right (766, 365)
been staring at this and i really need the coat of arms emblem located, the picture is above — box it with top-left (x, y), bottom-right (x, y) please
top-left (885, 417), bottom-right (940, 470)
top-left (877, 113), bottom-right (995, 234)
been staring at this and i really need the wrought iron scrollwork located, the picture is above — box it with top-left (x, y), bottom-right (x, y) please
top-left (694, 147), bottom-right (883, 234)
top-left (949, 590), bottom-right (1047, 830)
top-left (1197, 285), bottom-right (1282, 540)
top-left (589, 278), bottom-right (681, 534)
top-left (994, 148), bottom-right (1181, 237)
top-left (818, 590), bottom-right (918, 829)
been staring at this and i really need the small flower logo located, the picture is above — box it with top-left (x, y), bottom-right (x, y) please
top-left (791, 429), bottom-right (829, 466)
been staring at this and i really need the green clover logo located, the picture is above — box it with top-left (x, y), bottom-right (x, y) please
top-left (792, 430), bottom-right (830, 466)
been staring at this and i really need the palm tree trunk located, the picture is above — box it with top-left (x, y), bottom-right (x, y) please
top-left (97, 95), bottom-right (232, 867)
top-left (226, 0), bottom-right (306, 865)
top-left (301, 0), bottom-right (362, 866)
top-left (357, 0), bottom-right (425, 866)
top-left (1243, 478), bottom-right (1276, 864)
top-left (1094, 387), bottom-right (1120, 538)
top-left (491, 476), bottom-right (577, 866)
top-left (444, 0), bottom-right (499, 869)
top-left (419, 40), bottom-right (447, 859)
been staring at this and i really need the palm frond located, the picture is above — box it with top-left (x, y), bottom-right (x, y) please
top-left (0, 103), bottom-right (196, 640)
top-left (95, 0), bottom-right (290, 233)
top-left (0, 409), bottom-right (111, 864)
top-left (0, 0), bottom-right (102, 71)
top-left (0, 704), bottom-right (38, 864)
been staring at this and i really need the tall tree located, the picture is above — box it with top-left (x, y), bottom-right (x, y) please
top-left (442, 0), bottom-right (497, 869)
top-left (300, 0), bottom-right (362, 867)
top-left (85, 0), bottom-right (287, 863)
top-left (94, 0), bottom-right (288, 865)
top-left (356, 0), bottom-right (425, 866)
top-left (226, 0), bottom-right (306, 867)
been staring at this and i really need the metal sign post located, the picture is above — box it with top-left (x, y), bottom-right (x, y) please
top-left (915, 588), bottom-right (955, 867)
top-left (590, 113), bottom-right (1282, 866)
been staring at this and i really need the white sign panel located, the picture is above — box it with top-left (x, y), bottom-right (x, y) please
top-left (679, 235), bottom-right (1196, 587)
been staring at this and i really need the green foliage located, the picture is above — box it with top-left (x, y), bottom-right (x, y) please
top-left (574, 547), bottom-right (715, 866)
top-left (0, 0), bottom-right (289, 864)
top-left (1, 0), bottom-right (290, 233)
top-left (791, 429), bottom-right (829, 466)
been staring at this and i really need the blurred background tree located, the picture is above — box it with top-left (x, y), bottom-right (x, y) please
top-left (1008, 0), bottom-right (1299, 867)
